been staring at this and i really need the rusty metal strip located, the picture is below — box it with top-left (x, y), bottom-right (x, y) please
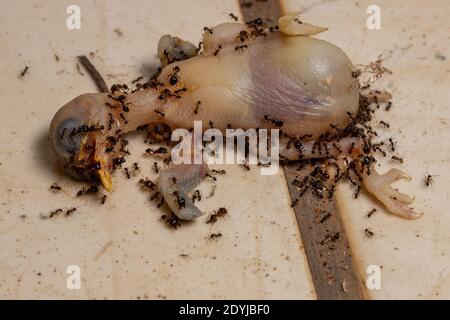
top-left (284, 164), bottom-right (366, 299)
top-left (237, 0), bottom-right (366, 300)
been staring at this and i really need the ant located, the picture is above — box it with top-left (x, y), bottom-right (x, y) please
top-left (77, 185), bottom-right (99, 197)
top-left (119, 113), bottom-right (128, 124)
top-left (50, 183), bottom-right (62, 191)
top-left (353, 185), bottom-right (361, 199)
top-left (194, 100), bottom-right (201, 114)
top-left (19, 66), bottom-right (29, 78)
top-left (229, 13), bottom-right (238, 21)
top-left (424, 174), bottom-right (435, 187)
top-left (264, 114), bottom-right (284, 127)
top-left (388, 138), bottom-right (396, 152)
top-left (169, 66), bottom-right (180, 86)
top-left (154, 109), bottom-right (165, 117)
top-left (203, 27), bottom-right (213, 34)
top-left (234, 45), bottom-right (248, 52)
top-left (146, 147), bottom-right (168, 155)
top-left (192, 190), bottom-right (201, 203)
top-left (385, 101), bottom-right (392, 111)
top-left (123, 167), bottom-right (131, 179)
top-left (209, 232), bottom-right (222, 240)
top-left (161, 213), bottom-right (181, 230)
top-left (379, 120), bottom-right (390, 128)
top-left (49, 208), bottom-right (63, 218)
top-left (366, 208), bottom-right (377, 218)
top-left (139, 178), bottom-right (156, 191)
top-left (213, 45), bottom-right (222, 56)
top-left (364, 228), bottom-right (375, 239)
top-left (206, 207), bottom-right (228, 224)
top-left (153, 162), bottom-right (160, 174)
top-left (173, 191), bottom-right (186, 209)
top-left (211, 169), bottom-right (226, 175)
top-left (290, 198), bottom-right (299, 207)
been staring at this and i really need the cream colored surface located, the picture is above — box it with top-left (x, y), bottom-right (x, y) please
top-left (0, 0), bottom-right (449, 300)
top-left (284, 0), bottom-right (450, 299)
top-left (0, 0), bottom-right (314, 299)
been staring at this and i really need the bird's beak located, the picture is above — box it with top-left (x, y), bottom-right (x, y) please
top-left (78, 132), bottom-right (113, 192)
top-left (95, 155), bottom-right (113, 192)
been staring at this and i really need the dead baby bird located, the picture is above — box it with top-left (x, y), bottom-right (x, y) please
top-left (48, 12), bottom-right (421, 221)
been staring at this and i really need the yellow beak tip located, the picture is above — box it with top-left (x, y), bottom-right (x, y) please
top-left (98, 169), bottom-right (113, 192)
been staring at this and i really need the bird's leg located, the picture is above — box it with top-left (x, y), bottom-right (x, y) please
top-left (279, 136), bottom-right (420, 219)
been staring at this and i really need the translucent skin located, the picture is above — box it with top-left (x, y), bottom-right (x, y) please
top-left (158, 33), bottom-right (359, 137)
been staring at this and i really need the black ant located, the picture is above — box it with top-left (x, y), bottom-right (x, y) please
top-left (157, 196), bottom-right (165, 208)
top-left (379, 120), bottom-right (390, 128)
top-left (139, 178), bottom-right (156, 191)
top-left (192, 190), bottom-right (201, 203)
top-left (206, 207), bottom-right (228, 224)
top-left (424, 174), bottom-right (434, 187)
top-left (319, 211), bottom-right (332, 224)
top-left (385, 101), bottom-right (392, 111)
top-left (49, 208), bottom-right (63, 218)
top-left (237, 30), bottom-right (249, 42)
top-left (77, 185), bottom-right (99, 197)
top-left (65, 207), bottom-right (77, 216)
top-left (113, 156), bottom-right (126, 169)
top-left (211, 169), bottom-right (226, 175)
top-left (388, 138), bottom-right (396, 152)
top-left (229, 13), bottom-right (238, 21)
top-left (366, 208), bottom-right (377, 218)
top-left (213, 45), bottom-right (222, 56)
top-left (154, 109), bottom-right (165, 117)
top-left (269, 26), bottom-right (279, 33)
top-left (123, 167), bottom-right (131, 179)
top-left (264, 114), bottom-right (284, 127)
top-left (290, 198), bottom-right (299, 207)
top-left (173, 191), bottom-right (186, 209)
top-left (117, 112), bottom-right (127, 124)
top-left (203, 27), bottom-right (213, 34)
top-left (169, 66), bottom-right (180, 86)
top-left (146, 147), bottom-right (168, 155)
top-left (153, 162), bottom-right (159, 173)
top-left (194, 100), bottom-right (201, 114)
top-left (161, 213), bottom-right (181, 230)
top-left (19, 66), bottom-right (29, 78)
top-left (50, 183), bottom-right (62, 191)
top-left (234, 44), bottom-right (248, 52)
top-left (391, 156), bottom-right (404, 164)
top-left (364, 228), bottom-right (375, 239)
top-left (209, 232), bottom-right (222, 240)
top-left (353, 185), bottom-right (361, 199)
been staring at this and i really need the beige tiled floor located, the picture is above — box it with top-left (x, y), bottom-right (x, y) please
top-left (0, 0), bottom-right (449, 299)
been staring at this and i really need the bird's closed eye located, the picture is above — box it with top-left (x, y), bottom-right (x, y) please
top-left (54, 117), bottom-right (83, 156)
